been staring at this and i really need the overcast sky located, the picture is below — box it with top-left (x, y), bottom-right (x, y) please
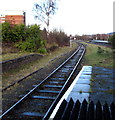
top-left (0, 0), bottom-right (114, 35)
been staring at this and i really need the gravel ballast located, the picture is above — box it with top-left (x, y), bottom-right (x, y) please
top-left (2, 47), bottom-right (78, 113)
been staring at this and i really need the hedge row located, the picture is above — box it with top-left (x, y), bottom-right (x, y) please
top-left (1, 22), bottom-right (70, 53)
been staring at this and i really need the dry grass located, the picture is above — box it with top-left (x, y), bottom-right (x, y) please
top-left (1, 52), bottom-right (34, 62)
top-left (2, 42), bottom-right (78, 88)
top-left (82, 42), bottom-right (114, 68)
top-left (1, 42), bottom-right (34, 62)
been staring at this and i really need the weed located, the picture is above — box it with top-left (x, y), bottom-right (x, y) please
top-left (88, 88), bottom-right (93, 93)
top-left (81, 42), bottom-right (113, 68)
top-left (97, 47), bottom-right (104, 54)
top-left (79, 90), bottom-right (83, 94)
top-left (89, 82), bottom-right (94, 87)
top-left (37, 47), bottom-right (47, 54)
top-left (90, 78), bottom-right (95, 82)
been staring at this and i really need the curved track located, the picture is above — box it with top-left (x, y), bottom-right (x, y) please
top-left (1, 43), bottom-right (86, 120)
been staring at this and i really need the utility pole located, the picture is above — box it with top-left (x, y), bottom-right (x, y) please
top-left (70, 35), bottom-right (72, 48)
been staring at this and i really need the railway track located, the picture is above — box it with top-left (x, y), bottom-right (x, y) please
top-left (1, 43), bottom-right (86, 120)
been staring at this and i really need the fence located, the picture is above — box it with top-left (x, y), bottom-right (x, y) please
top-left (53, 98), bottom-right (115, 120)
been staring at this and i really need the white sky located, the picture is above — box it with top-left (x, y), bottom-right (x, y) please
top-left (0, 0), bottom-right (114, 35)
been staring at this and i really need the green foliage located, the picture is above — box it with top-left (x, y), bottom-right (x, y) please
top-left (37, 47), bottom-right (47, 54)
top-left (2, 22), bottom-right (46, 53)
top-left (97, 47), bottom-right (104, 54)
top-left (15, 39), bottom-right (36, 52)
top-left (2, 22), bottom-right (11, 42)
top-left (0, 23), bottom-right (2, 42)
top-left (79, 90), bottom-right (83, 94)
top-left (108, 34), bottom-right (115, 49)
top-left (11, 24), bottom-right (25, 42)
top-left (2, 22), bottom-right (25, 42)
top-left (26, 24), bottom-right (40, 38)
top-left (15, 36), bottom-right (46, 53)
top-left (2, 22), bottom-right (69, 54)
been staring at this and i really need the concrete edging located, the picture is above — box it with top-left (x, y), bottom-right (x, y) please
top-left (1, 54), bottom-right (43, 72)
top-left (50, 66), bottom-right (92, 119)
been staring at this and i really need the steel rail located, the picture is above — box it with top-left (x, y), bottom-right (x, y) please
top-left (43, 44), bottom-right (86, 120)
top-left (1, 48), bottom-right (75, 92)
top-left (0, 44), bottom-right (82, 119)
top-left (1, 44), bottom-right (79, 92)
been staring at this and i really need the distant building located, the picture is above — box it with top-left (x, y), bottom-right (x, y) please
top-left (91, 40), bottom-right (109, 44)
top-left (74, 33), bottom-right (111, 41)
top-left (0, 12), bottom-right (26, 25)
top-left (0, 15), bottom-right (5, 23)
top-left (96, 34), bottom-right (110, 40)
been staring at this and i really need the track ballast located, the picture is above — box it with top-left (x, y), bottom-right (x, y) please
top-left (1, 43), bottom-right (86, 120)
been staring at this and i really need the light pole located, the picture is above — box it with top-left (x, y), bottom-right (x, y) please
top-left (70, 35), bottom-right (72, 48)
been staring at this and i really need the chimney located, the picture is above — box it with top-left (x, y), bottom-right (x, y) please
top-left (23, 11), bottom-right (26, 25)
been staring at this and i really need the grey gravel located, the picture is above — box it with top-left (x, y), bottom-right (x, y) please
top-left (2, 48), bottom-right (77, 113)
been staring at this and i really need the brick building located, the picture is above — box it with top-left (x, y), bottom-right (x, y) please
top-left (0, 15), bottom-right (5, 23)
top-left (0, 12), bottom-right (26, 25)
top-left (96, 34), bottom-right (110, 40)
top-left (75, 34), bottom-right (111, 41)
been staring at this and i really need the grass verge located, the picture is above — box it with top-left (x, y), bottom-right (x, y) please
top-left (82, 42), bottom-right (114, 69)
top-left (1, 52), bottom-right (35, 62)
top-left (2, 42), bottom-right (78, 88)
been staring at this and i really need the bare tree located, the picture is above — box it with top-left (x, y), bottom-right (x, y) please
top-left (33, 0), bottom-right (57, 34)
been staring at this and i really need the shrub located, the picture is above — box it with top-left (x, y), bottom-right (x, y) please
top-left (48, 29), bottom-right (69, 47)
top-left (26, 24), bottom-right (41, 38)
top-left (15, 39), bottom-right (36, 52)
top-left (97, 47), bottom-right (104, 54)
top-left (2, 22), bottom-right (11, 42)
top-left (14, 24), bottom-right (46, 52)
top-left (108, 34), bottom-right (115, 49)
top-left (15, 38), bottom-right (47, 53)
top-left (2, 22), bottom-right (69, 53)
top-left (25, 24), bottom-right (46, 50)
top-left (37, 47), bottom-right (47, 54)
top-left (2, 22), bottom-right (25, 42)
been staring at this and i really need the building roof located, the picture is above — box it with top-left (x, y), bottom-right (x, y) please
top-left (91, 40), bottom-right (109, 43)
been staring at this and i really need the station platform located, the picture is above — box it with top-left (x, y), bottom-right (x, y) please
top-left (50, 66), bottom-right (92, 119)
